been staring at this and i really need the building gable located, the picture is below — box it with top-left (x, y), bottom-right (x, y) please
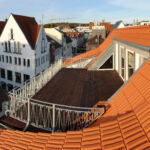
top-left (12, 14), bottom-right (41, 49)
top-left (0, 14), bottom-right (32, 49)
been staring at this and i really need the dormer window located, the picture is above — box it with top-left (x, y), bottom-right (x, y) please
top-left (10, 29), bottom-right (14, 40)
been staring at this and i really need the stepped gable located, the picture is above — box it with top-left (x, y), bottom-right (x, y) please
top-left (0, 59), bottom-right (150, 149)
top-left (63, 25), bottom-right (150, 68)
top-left (13, 14), bottom-right (41, 49)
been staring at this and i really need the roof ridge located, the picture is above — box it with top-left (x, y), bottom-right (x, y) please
top-left (115, 25), bottom-right (150, 31)
top-left (12, 13), bottom-right (35, 20)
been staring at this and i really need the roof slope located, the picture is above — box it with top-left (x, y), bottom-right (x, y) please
top-left (0, 21), bottom-right (6, 35)
top-left (33, 68), bottom-right (123, 107)
top-left (1, 59), bottom-right (150, 149)
top-left (13, 14), bottom-right (41, 49)
top-left (46, 36), bottom-right (62, 49)
top-left (63, 25), bottom-right (150, 68)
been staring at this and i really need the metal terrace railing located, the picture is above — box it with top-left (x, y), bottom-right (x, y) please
top-left (9, 59), bottom-right (62, 98)
top-left (7, 94), bottom-right (105, 132)
top-left (65, 57), bottom-right (95, 69)
top-left (6, 58), bottom-right (105, 132)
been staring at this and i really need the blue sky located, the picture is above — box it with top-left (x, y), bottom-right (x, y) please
top-left (0, 0), bottom-right (150, 24)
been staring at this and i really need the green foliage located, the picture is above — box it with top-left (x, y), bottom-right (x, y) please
top-left (44, 23), bottom-right (89, 29)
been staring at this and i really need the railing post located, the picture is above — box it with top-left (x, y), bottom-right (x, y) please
top-left (52, 104), bottom-right (55, 132)
top-left (27, 98), bottom-right (30, 122)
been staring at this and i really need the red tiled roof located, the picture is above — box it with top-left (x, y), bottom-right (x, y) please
top-left (13, 14), bottom-right (41, 49)
top-left (89, 22), bottom-right (113, 35)
top-left (0, 21), bottom-right (6, 35)
top-left (1, 59), bottom-right (150, 149)
top-left (63, 25), bottom-right (150, 68)
top-left (66, 32), bottom-right (79, 38)
top-left (101, 22), bottom-right (114, 36)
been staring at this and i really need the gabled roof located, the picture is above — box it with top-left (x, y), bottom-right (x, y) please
top-left (1, 59), bottom-right (150, 149)
top-left (63, 25), bottom-right (150, 68)
top-left (0, 21), bottom-right (6, 35)
top-left (111, 20), bottom-right (124, 31)
top-left (100, 22), bottom-right (114, 36)
top-left (46, 35), bottom-right (62, 49)
top-left (12, 14), bottom-right (41, 49)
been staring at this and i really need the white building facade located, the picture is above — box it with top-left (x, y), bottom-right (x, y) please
top-left (0, 14), bottom-right (50, 91)
top-left (45, 28), bottom-right (72, 61)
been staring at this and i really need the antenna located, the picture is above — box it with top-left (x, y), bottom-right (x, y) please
top-left (42, 14), bottom-right (44, 25)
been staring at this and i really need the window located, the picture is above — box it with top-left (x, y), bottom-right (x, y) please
top-left (23, 59), bottom-right (26, 66)
top-left (9, 56), bottom-right (12, 64)
top-left (0, 68), bottom-right (5, 78)
top-left (6, 56), bottom-right (8, 63)
top-left (18, 58), bottom-right (21, 65)
top-left (7, 84), bottom-right (13, 92)
top-left (41, 57), bottom-right (43, 64)
top-left (10, 29), bottom-right (13, 39)
top-left (128, 51), bottom-right (135, 78)
top-left (14, 57), bottom-right (17, 65)
top-left (18, 42), bottom-right (21, 54)
top-left (7, 70), bottom-right (13, 81)
top-left (27, 59), bottom-right (30, 67)
top-left (24, 74), bottom-right (30, 82)
top-left (5, 42), bottom-right (7, 52)
top-left (41, 39), bottom-right (45, 53)
top-left (8, 41), bottom-right (11, 52)
top-left (43, 56), bottom-right (45, 63)
top-left (35, 59), bottom-right (38, 67)
top-left (121, 48), bottom-right (125, 79)
top-left (2, 55), bottom-right (4, 62)
top-left (15, 72), bottom-right (21, 83)
top-left (100, 55), bottom-right (113, 69)
top-left (14, 42), bottom-right (17, 53)
top-left (38, 58), bottom-right (40, 66)
top-left (139, 56), bottom-right (147, 66)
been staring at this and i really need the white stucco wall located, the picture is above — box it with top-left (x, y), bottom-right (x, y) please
top-left (0, 15), bottom-right (35, 87)
top-left (45, 28), bottom-right (63, 45)
top-left (35, 26), bottom-right (50, 75)
top-left (55, 47), bottom-right (62, 62)
top-left (0, 14), bottom-right (50, 89)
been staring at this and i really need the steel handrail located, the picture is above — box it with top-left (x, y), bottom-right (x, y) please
top-left (10, 93), bottom-right (103, 111)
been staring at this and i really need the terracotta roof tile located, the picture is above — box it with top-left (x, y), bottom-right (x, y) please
top-left (0, 21), bottom-right (6, 35)
top-left (63, 25), bottom-right (150, 68)
top-left (2, 36), bottom-right (150, 149)
top-left (12, 14), bottom-right (41, 49)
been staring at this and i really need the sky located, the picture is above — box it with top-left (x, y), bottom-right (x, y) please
top-left (0, 0), bottom-right (150, 24)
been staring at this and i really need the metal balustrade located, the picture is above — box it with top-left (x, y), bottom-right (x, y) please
top-left (9, 59), bottom-right (62, 98)
top-left (65, 57), bottom-right (95, 68)
top-left (7, 94), bottom-right (105, 132)
top-left (6, 57), bottom-right (106, 132)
